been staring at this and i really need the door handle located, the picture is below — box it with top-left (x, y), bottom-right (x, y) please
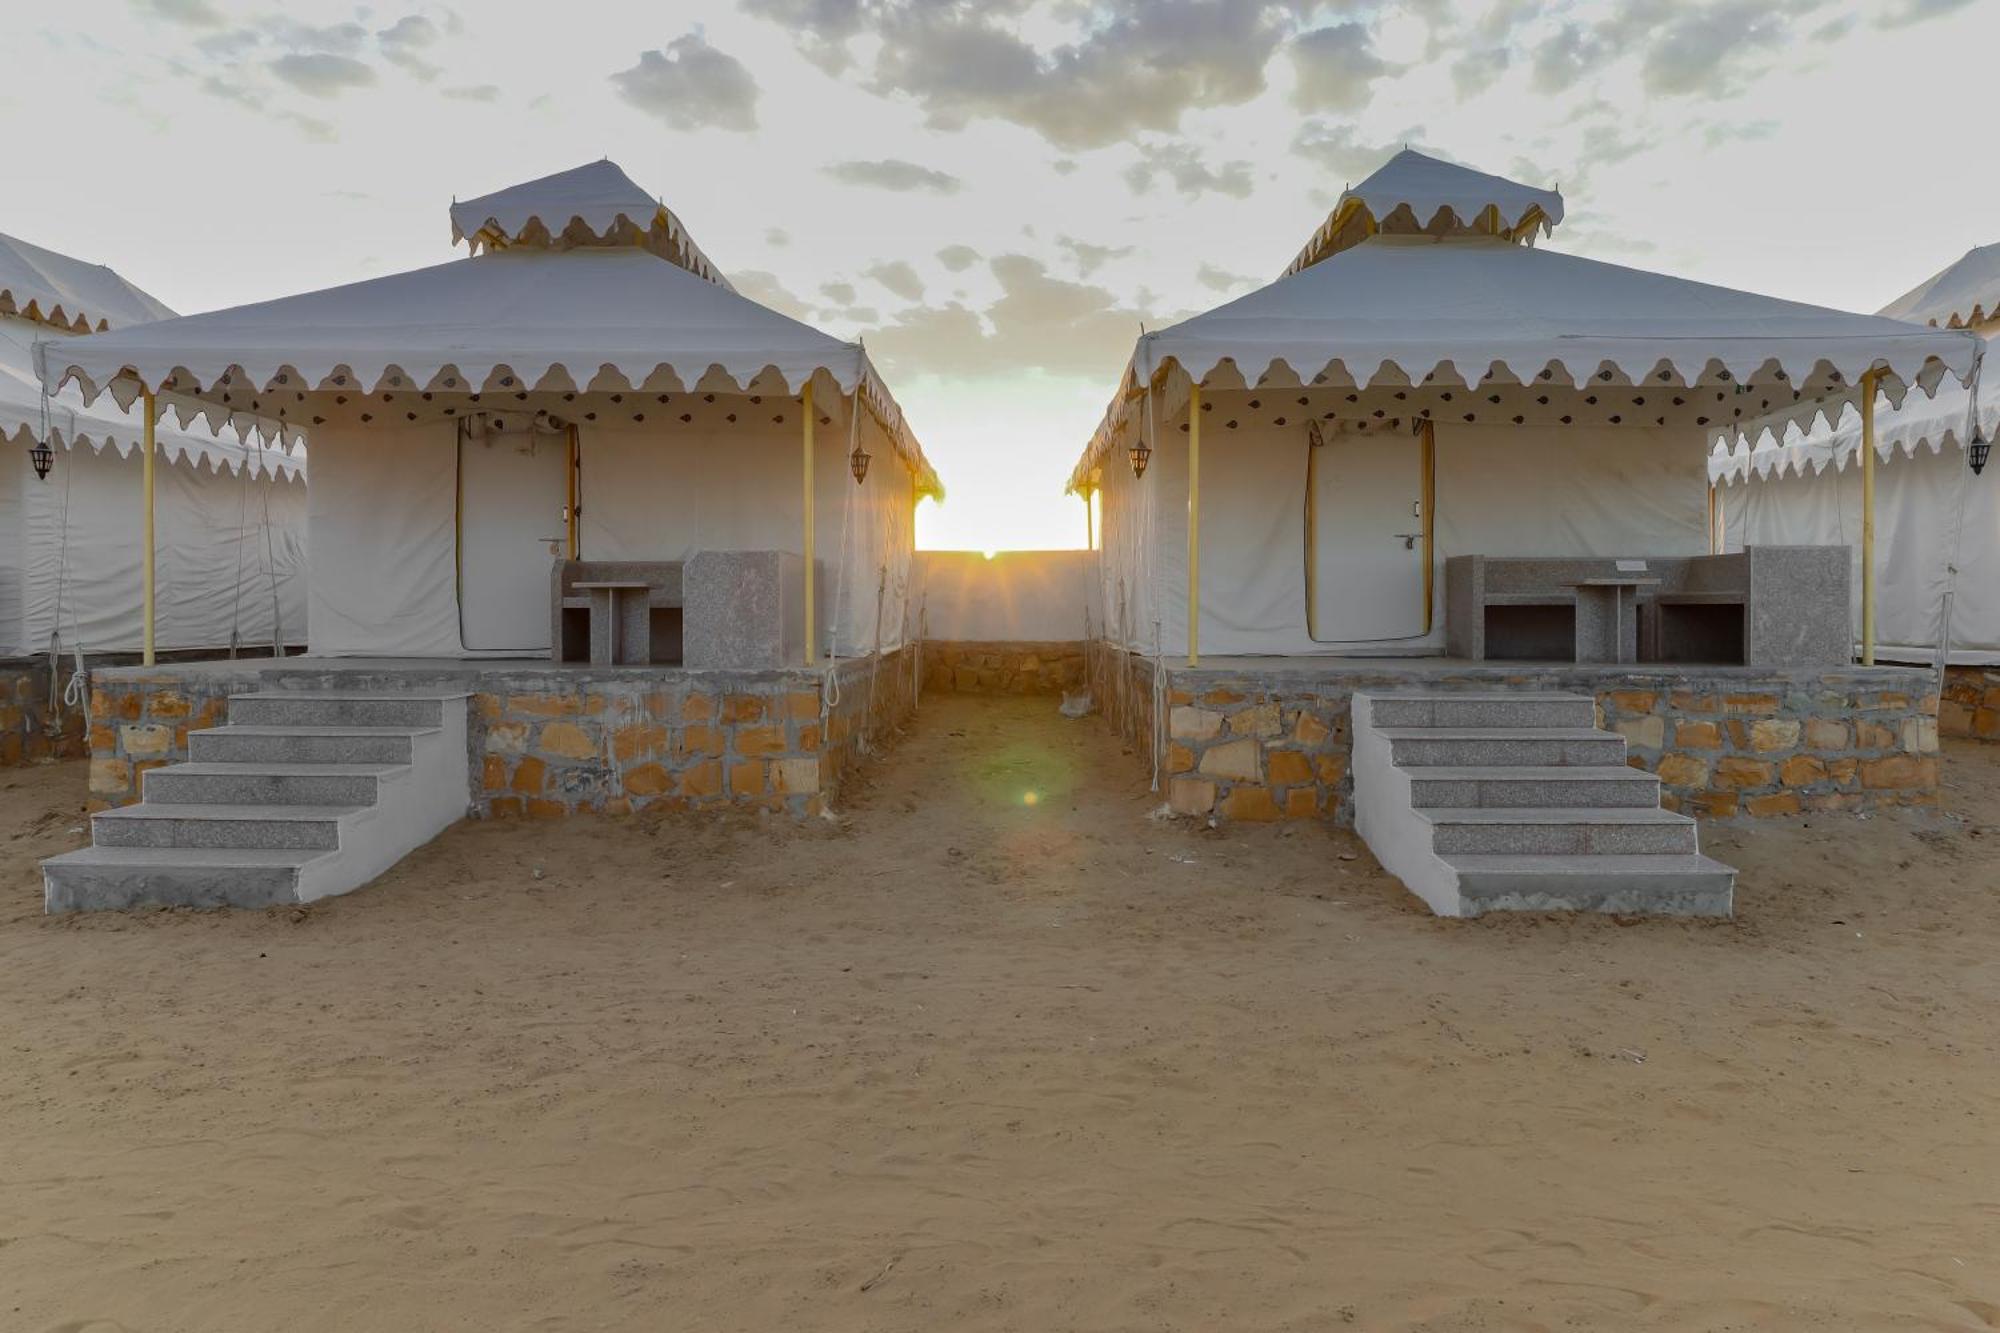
top-left (1394, 532), bottom-right (1424, 550)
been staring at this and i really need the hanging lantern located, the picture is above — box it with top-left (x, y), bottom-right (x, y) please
top-left (28, 439), bottom-right (53, 481)
top-left (1129, 437), bottom-right (1152, 478)
top-left (849, 445), bottom-right (871, 484)
top-left (1971, 423), bottom-right (1990, 477)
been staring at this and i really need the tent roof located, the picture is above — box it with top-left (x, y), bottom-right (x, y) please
top-left (0, 231), bottom-right (177, 332)
top-left (1071, 232), bottom-right (1981, 490)
top-left (1877, 241), bottom-right (2000, 330)
top-left (1285, 149), bottom-right (1564, 276)
top-left (1709, 376), bottom-right (1993, 484)
top-left (37, 178), bottom-right (938, 495)
top-left (1, 319), bottom-right (301, 479)
top-left (448, 160), bottom-right (733, 291)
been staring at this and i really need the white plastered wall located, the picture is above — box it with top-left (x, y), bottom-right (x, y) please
top-left (1723, 446), bottom-right (1997, 664)
top-left (9, 440), bottom-right (306, 656)
top-left (305, 407), bottom-right (920, 658)
top-left (914, 550), bottom-right (1095, 641)
top-left (1099, 397), bottom-right (1710, 656)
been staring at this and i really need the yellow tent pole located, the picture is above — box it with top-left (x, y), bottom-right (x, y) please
top-left (142, 388), bottom-right (157, 666)
top-left (564, 423), bottom-right (580, 559)
top-left (1860, 368), bottom-right (1878, 666)
top-left (1187, 381), bottom-right (1201, 667)
top-left (1084, 486), bottom-right (1094, 550)
top-left (802, 379), bottom-right (817, 666)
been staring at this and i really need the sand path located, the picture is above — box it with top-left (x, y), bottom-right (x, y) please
top-left (2, 693), bottom-right (1998, 1331)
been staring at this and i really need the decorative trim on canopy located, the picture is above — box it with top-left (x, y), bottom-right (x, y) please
top-left (1878, 241), bottom-right (2000, 330)
top-left (1284, 149), bottom-right (1563, 277)
top-left (448, 160), bottom-right (734, 291)
top-left (0, 232), bottom-right (178, 333)
top-left (1710, 380), bottom-right (1998, 484)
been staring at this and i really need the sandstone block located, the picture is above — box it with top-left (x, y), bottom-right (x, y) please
top-left (1198, 737), bottom-right (1261, 782)
top-left (1713, 756), bottom-right (1776, 790)
top-left (1655, 753), bottom-right (1709, 787)
top-left (1220, 785), bottom-right (1281, 822)
top-left (1749, 719), bottom-right (1801, 753)
top-left (538, 721), bottom-right (597, 761)
top-left (1675, 720), bottom-right (1722, 750)
top-left (1170, 706), bottom-right (1223, 741)
top-left (1168, 776), bottom-right (1215, 815)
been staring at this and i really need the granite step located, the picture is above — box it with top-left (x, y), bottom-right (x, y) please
top-left (228, 692), bottom-right (456, 728)
top-left (1445, 853), bottom-right (1737, 917)
top-left (92, 803), bottom-right (364, 851)
top-left (42, 845), bottom-right (337, 912)
top-left (1416, 806), bottom-right (1698, 856)
top-left (1376, 726), bottom-right (1626, 768)
top-left (142, 762), bottom-right (400, 808)
top-left (189, 725), bottom-right (437, 766)
top-left (1362, 692), bottom-right (1598, 730)
top-left (1404, 765), bottom-right (1661, 809)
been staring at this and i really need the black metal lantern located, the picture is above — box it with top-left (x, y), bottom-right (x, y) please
top-left (28, 439), bottom-right (53, 480)
top-left (1971, 424), bottom-right (1990, 477)
top-left (849, 445), bottom-right (871, 484)
top-left (1129, 437), bottom-right (1152, 478)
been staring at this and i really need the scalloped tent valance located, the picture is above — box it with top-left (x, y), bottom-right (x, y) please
top-left (1878, 241), bottom-right (2000, 330)
top-left (0, 230), bottom-right (177, 333)
top-left (448, 159), bottom-right (733, 291)
top-left (1, 318), bottom-right (301, 479)
top-left (36, 245), bottom-right (937, 497)
top-left (1710, 372), bottom-right (1998, 485)
top-left (1284, 149), bottom-right (1564, 277)
top-left (1071, 222), bottom-right (1982, 492)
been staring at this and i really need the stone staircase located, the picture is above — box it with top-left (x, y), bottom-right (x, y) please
top-left (1350, 691), bottom-right (1734, 918)
top-left (44, 690), bottom-right (471, 912)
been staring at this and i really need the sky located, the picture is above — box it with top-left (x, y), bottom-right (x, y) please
top-left (4, 0), bottom-right (1997, 550)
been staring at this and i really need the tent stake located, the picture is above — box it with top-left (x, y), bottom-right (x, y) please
top-left (142, 388), bottom-right (156, 667)
top-left (1187, 381), bottom-right (1201, 667)
top-left (1860, 368), bottom-right (1878, 666)
top-left (803, 379), bottom-right (816, 666)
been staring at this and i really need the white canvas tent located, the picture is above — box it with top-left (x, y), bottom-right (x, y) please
top-left (39, 161), bottom-right (938, 662)
top-left (0, 232), bottom-right (305, 659)
top-left (1070, 149), bottom-right (1982, 661)
top-left (1711, 245), bottom-right (2000, 664)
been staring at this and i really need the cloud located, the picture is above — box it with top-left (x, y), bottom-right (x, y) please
top-left (865, 260), bottom-right (927, 302)
top-left (1288, 22), bottom-right (1393, 113)
top-left (138, 0), bottom-right (223, 25)
top-left (1877, 0), bottom-right (1975, 25)
top-left (823, 158), bottom-right (964, 194)
top-left (767, 227), bottom-right (792, 247)
top-left (1123, 141), bottom-right (1254, 200)
top-left (1196, 262), bottom-right (1256, 293)
top-left (864, 253), bottom-right (1147, 379)
top-left (1450, 47), bottom-right (1508, 99)
top-left (378, 14), bottom-right (442, 80)
top-left (268, 52), bottom-right (377, 98)
top-left (733, 269), bottom-right (815, 321)
top-left (1290, 121), bottom-right (1420, 182)
top-left (611, 33), bottom-right (759, 131)
top-left (442, 84), bottom-right (500, 101)
top-left (821, 280), bottom-right (858, 305)
top-left (1057, 235), bottom-right (1134, 278)
top-left (937, 245), bottom-right (981, 272)
top-left (745, 0), bottom-right (1303, 151)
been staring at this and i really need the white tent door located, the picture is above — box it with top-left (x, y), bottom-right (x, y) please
top-left (1309, 429), bottom-right (1427, 641)
top-left (459, 430), bottom-right (565, 651)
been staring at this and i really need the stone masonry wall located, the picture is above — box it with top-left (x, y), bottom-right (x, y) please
top-left (921, 641), bottom-right (1088, 696)
top-left (84, 650), bottom-right (919, 817)
top-left (1090, 649), bottom-right (1943, 825)
top-left (0, 661), bottom-right (90, 767)
top-left (1940, 665), bottom-right (2000, 741)
top-left (86, 666), bottom-right (254, 806)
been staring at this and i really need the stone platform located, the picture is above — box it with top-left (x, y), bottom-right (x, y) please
top-left (1091, 649), bottom-right (1942, 826)
top-left (84, 649), bottom-right (917, 818)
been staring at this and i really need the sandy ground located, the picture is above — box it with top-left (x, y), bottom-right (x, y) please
top-left (2, 695), bottom-right (1999, 1332)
